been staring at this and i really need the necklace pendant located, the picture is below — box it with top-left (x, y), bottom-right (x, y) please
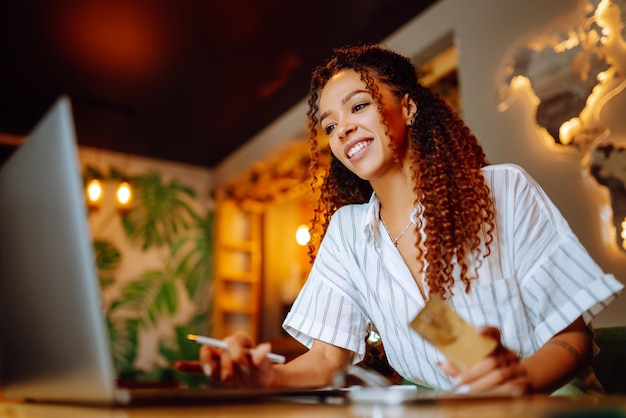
top-left (380, 213), bottom-right (413, 247)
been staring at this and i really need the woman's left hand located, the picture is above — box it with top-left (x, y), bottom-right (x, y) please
top-left (438, 326), bottom-right (531, 396)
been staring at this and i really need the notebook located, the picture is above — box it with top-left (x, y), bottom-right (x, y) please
top-left (0, 97), bottom-right (350, 406)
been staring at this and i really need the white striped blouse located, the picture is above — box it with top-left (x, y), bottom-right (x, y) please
top-left (283, 163), bottom-right (624, 390)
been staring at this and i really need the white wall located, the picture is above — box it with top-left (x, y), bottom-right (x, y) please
top-left (216, 0), bottom-right (626, 326)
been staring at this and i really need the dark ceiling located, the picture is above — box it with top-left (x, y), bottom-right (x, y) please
top-left (0, 0), bottom-right (438, 169)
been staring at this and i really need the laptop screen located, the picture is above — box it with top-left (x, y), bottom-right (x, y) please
top-left (0, 97), bottom-right (119, 404)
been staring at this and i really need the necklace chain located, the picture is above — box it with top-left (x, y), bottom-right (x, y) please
top-left (379, 214), bottom-right (413, 247)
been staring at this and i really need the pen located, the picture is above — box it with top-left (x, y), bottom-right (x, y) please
top-left (187, 334), bottom-right (286, 364)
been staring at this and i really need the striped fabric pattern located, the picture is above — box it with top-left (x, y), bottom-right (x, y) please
top-left (283, 163), bottom-right (624, 390)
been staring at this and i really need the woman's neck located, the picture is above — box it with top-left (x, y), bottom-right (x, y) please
top-left (371, 168), bottom-right (416, 219)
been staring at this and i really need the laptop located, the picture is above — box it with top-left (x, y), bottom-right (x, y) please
top-left (0, 97), bottom-right (354, 406)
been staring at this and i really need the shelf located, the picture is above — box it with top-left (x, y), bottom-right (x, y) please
top-left (213, 196), bottom-right (263, 340)
top-left (216, 271), bottom-right (258, 283)
top-left (218, 303), bottom-right (257, 314)
top-left (221, 240), bottom-right (259, 252)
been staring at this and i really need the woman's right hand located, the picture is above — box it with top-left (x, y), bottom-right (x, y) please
top-left (199, 331), bottom-right (277, 388)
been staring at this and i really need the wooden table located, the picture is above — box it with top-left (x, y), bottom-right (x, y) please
top-left (1, 394), bottom-right (625, 418)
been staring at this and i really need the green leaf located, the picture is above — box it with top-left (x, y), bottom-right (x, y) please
top-left (155, 280), bottom-right (178, 316)
top-left (93, 239), bottom-right (121, 290)
top-left (107, 316), bottom-right (140, 373)
top-left (120, 171), bottom-right (199, 250)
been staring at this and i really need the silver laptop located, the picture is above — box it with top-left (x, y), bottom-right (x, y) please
top-left (0, 97), bottom-right (351, 406)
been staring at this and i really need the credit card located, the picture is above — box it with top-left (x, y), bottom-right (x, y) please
top-left (409, 296), bottom-right (498, 369)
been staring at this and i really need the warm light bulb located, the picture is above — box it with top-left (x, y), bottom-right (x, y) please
top-left (86, 178), bottom-right (104, 209)
top-left (116, 181), bottom-right (133, 210)
top-left (295, 224), bottom-right (310, 246)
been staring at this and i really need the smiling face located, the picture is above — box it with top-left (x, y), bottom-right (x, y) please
top-left (318, 70), bottom-right (416, 182)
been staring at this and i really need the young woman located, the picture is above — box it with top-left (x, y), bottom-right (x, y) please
top-left (196, 44), bottom-right (623, 395)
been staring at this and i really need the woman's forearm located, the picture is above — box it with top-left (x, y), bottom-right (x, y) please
top-left (269, 341), bottom-right (352, 388)
top-left (520, 317), bottom-right (593, 393)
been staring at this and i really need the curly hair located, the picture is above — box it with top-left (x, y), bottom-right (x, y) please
top-left (306, 44), bottom-right (495, 298)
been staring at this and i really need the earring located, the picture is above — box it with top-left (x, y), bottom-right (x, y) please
top-left (408, 119), bottom-right (414, 126)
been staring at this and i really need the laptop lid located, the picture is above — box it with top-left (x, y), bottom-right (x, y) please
top-left (0, 96), bottom-right (119, 404)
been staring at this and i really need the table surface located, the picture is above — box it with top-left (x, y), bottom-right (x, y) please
top-left (1, 394), bottom-right (626, 418)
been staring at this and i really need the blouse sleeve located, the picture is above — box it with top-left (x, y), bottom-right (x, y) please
top-left (506, 165), bottom-right (623, 347)
top-left (282, 208), bottom-right (370, 361)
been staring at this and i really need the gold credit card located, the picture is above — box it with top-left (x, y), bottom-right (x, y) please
top-left (409, 296), bottom-right (498, 369)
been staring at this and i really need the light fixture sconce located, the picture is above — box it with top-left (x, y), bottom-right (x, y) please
top-left (295, 224), bottom-right (310, 246)
top-left (115, 180), bottom-right (133, 212)
top-left (86, 178), bottom-right (104, 210)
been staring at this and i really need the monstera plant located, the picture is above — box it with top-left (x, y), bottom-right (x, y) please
top-left (90, 166), bottom-right (213, 388)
